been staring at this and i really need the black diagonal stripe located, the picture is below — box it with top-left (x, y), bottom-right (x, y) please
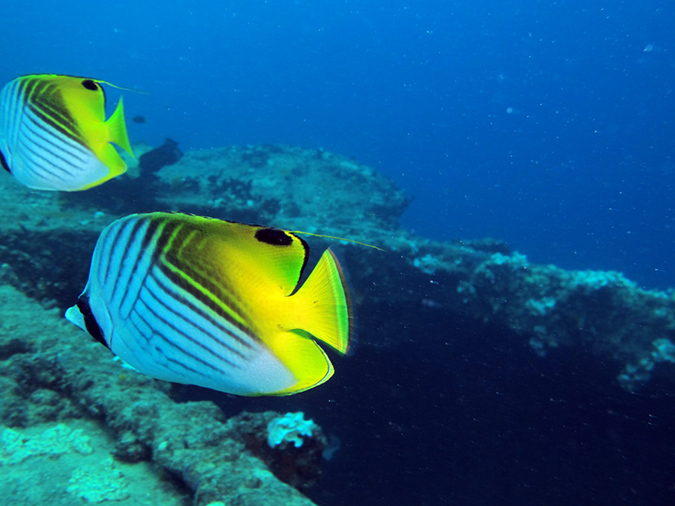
top-left (23, 108), bottom-right (90, 157)
top-left (103, 220), bottom-right (128, 284)
top-left (139, 288), bottom-right (241, 368)
top-left (18, 76), bottom-right (39, 103)
top-left (155, 221), bottom-right (257, 340)
top-left (110, 218), bottom-right (149, 301)
top-left (20, 77), bottom-right (85, 146)
top-left (16, 135), bottom-right (68, 181)
top-left (32, 84), bottom-right (79, 128)
top-left (158, 261), bottom-right (258, 344)
top-left (118, 217), bottom-right (185, 318)
top-left (148, 267), bottom-right (252, 356)
top-left (17, 117), bottom-right (89, 181)
top-left (129, 304), bottom-right (207, 378)
top-left (4, 80), bottom-right (23, 136)
top-left (162, 229), bottom-right (254, 331)
top-left (127, 312), bottom-right (152, 347)
top-left (164, 352), bottom-right (211, 377)
top-left (151, 217), bottom-right (183, 263)
top-left (135, 295), bottom-right (233, 374)
top-left (116, 217), bottom-right (167, 316)
top-left (31, 92), bottom-right (80, 135)
top-left (20, 113), bottom-right (89, 163)
top-left (28, 103), bottom-right (85, 146)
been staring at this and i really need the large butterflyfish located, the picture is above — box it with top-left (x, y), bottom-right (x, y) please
top-left (65, 212), bottom-right (353, 396)
top-left (0, 74), bottom-right (134, 191)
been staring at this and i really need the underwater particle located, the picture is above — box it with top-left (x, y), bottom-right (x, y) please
top-left (267, 412), bottom-right (317, 448)
top-left (67, 456), bottom-right (130, 503)
top-left (132, 115), bottom-right (147, 124)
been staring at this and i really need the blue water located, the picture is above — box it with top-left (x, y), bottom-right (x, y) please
top-left (3, 0), bottom-right (673, 288)
top-left (2, 2), bottom-right (675, 505)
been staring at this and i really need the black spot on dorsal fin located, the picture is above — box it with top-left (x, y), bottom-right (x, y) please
top-left (255, 227), bottom-right (293, 246)
top-left (81, 79), bottom-right (99, 91)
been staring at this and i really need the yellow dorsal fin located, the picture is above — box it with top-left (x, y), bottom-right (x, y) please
top-left (51, 75), bottom-right (107, 124)
top-left (192, 221), bottom-right (308, 298)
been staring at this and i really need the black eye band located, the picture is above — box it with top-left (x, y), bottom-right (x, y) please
top-left (76, 295), bottom-right (109, 349)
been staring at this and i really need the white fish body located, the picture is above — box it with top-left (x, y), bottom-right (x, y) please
top-left (65, 213), bottom-right (352, 396)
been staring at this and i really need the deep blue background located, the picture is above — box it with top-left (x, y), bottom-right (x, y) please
top-left (3, 3), bottom-right (675, 505)
top-left (2, 0), bottom-right (673, 288)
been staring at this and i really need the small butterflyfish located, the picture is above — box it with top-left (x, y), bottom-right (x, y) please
top-left (65, 212), bottom-right (353, 396)
top-left (0, 74), bottom-right (134, 191)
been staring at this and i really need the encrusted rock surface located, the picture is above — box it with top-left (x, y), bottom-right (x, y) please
top-left (2, 142), bottom-right (675, 501)
top-left (0, 284), bottom-right (318, 505)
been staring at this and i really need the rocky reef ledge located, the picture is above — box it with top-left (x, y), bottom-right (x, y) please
top-left (1, 144), bottom-right (675, 502)
top-left (0, 284), bottom-right (321, 505)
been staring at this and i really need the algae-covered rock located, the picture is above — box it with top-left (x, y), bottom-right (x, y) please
top-left (0, 423), bottom-right (92, 466)
top-left (67, 456), bottom-right (130, 503)
top-left (0, 417), bottom-right (189, 505)
top-left (0, 285), bottom-right (316, 505)
top-left (2, 142), bottom-right (675, 503)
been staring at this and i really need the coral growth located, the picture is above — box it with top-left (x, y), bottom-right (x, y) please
top-left (233, 411), bottom-right (327, 491)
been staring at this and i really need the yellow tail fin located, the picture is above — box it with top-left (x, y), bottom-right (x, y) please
top-left (292, 248), bottom-right (353, 354)
top-left (106, 97), bottom-right (134, 157)
top-left (266, 248), bottom-right (352, 395)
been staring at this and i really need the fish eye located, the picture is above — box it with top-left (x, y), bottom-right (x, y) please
top-left (255, 228), bottom-right (293, 246)
top-left (81, 79), bottom-right (99, 91)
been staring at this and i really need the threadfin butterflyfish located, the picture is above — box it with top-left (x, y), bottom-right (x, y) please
top-left (0, 74), bottom-right (134, 191)
top-left (65, 212), bottom-right (353, 396)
